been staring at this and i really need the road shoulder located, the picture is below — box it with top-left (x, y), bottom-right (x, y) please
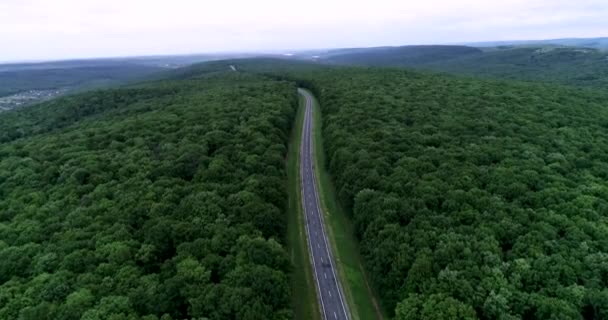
top-left (287, 92), bottom-right (322, 320)
top-left (307, 89), bottom-right (388, 320)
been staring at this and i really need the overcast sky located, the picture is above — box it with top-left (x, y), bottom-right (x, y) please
top-left (1, 0), bottom-right (607, 62)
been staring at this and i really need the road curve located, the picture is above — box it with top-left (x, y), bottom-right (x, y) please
top-left (298, 88), bottom-right (350, 320)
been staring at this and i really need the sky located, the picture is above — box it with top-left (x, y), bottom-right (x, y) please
top-left (0, 0), bottom-right (607, 62)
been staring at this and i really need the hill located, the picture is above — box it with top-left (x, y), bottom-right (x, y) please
top-left (236, 59), bottom-right (608, 319)
top-left (5, 56), bottom-right (608, 319)
top-left (0, 62), bottom-right (166, 97)
top-left (315, 45), bottom-right (482, 67)
top-left (0, 62), bottom-right (166, 112)
top-left (0, 69), bottom-right (296, 319)
top-left (0, 53), bottom-right (267, 110)
top-left (467, 37), bottom-right (608, 50)
top-left (423, 46), bottom-right (608, 87)
top-left (315, 45), bottom-right (608, 88)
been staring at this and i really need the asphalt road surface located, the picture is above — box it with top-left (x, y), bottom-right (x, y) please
top-left (298, 88), bottom-right (350, 320)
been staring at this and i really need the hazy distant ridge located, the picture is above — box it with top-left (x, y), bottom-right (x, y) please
top-left (464, 37), bottom-right (608, 49)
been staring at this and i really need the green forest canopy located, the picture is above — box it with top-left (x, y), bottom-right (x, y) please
top-left (0, 71), bottom-right (297, 320)
top-left (317, 46), bottom-right (608, 88)
top-left (0, 64), bottom-right (164, 97)
top-left (4, 55), bottom-right (608, 320)
top-left (238, 60), bottom-right (608, 319)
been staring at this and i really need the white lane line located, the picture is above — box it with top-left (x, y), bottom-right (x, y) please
top-left (328, 290), bottom-right (332, 297)
top-left (300, 88), bottom-right (350, 320)
top-left (297, 89), bottom-right (328, 320)
top-left (305, 89), bottom-right (350, 320)
top-left (324, 272), bottom-right (327, 279)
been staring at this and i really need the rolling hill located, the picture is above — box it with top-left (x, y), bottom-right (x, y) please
top-left (422, 46), bottom-right (608, 87)
top-left (0, 64), bottom-right (165, 97)
top-left (315, 45), bottom-right (482, 67)
top-left (4, 54), bottom-right (608, 319)
top-left (315, 44), bottom-right (608, 87)
top-left (235, 58), bottom-right (608, 319)
top-left (466, 37), bottom-right (608, 50)
top-left (0, 69), bottom-right (297, 320)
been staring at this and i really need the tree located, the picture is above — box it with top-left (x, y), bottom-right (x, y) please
top-left (395, 294), bottom-right (477, 320)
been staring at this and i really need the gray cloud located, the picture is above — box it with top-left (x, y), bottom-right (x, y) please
top-left (0, 0), bottom-right (606, 62)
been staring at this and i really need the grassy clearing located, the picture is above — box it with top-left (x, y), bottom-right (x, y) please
top-left (307, 89), bottom-right (389, 320)
top-left (286, 94), bottom-right (321, 320)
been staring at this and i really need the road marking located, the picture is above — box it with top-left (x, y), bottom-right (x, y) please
top-left (298, 89), bottom-right (350, 320)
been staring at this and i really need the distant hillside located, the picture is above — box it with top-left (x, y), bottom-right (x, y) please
top-left (0, 64), bottom-right (165, 97)
top-left (234, 59), bottom-right (608, 319)
top-left (0, 53), bottom-right (280, 101)
top-left (0, 53), bottom-right (260, 72)
top-left (313, 44), bottom-right (608, 88)
top-left (0, 69), bottom-right (296, 319)
top-left (421, 46), bottom-right (608, 87)
top-left (0, 63), bottom-right (167, 111)
top-left (467, 37), bottom-right (608, 50)
top-left (316, 45), bottom-right (482, 67)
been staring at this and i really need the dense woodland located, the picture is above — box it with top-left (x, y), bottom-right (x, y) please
top-left (0, 64), bottom-right (164, 97)
top-left (0, 71), bottom-right (297, 319)
top-left (319, 46), bottom-right (608, 88)
top-left (241, 60), bottom-right (608, 319)
top-left (422, 47), bottom-right (608, 88)
top-left (320, 45), bottom-right (482, 67)
top-left (468, 38), bottom-right (608, 50)
top-left (4, 54), bottom-right (608, 320)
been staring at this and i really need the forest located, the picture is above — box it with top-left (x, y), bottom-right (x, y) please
top-left (421, 47), bottom-right (608, 88)
top-left (0, 71), bottom-right (297, 319)
top-left (318, 46), bottom-right (608, 88)
top-left (0, 63), bottom-right (165, 98)
top-left (319, 45), bottom-right (482, 67)
top-left (4, 54), bottom-right (608, 319)
top-left (239, 60), bottom-right (608, 319)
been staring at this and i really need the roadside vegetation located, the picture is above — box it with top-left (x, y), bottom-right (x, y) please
top-left (0, 71), bottom-right (297, 320)
top-left (301, 67), bottom-right (608, 319)
top-left (286, 94), bottom-right (321, 320)
top-left (307, 90), bottom-right (387, 320)
top-left (5, 54), bottom-right (608, 320)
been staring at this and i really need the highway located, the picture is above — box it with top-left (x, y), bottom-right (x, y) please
top-left (298, 88), bottom-right (350, 320)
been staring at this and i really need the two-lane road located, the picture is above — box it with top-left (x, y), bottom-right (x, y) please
top-left (298, 88), bottom-right (350, 320)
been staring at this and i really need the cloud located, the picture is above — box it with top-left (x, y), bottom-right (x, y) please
top-left (0, 0), bottom-right (607, 61)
